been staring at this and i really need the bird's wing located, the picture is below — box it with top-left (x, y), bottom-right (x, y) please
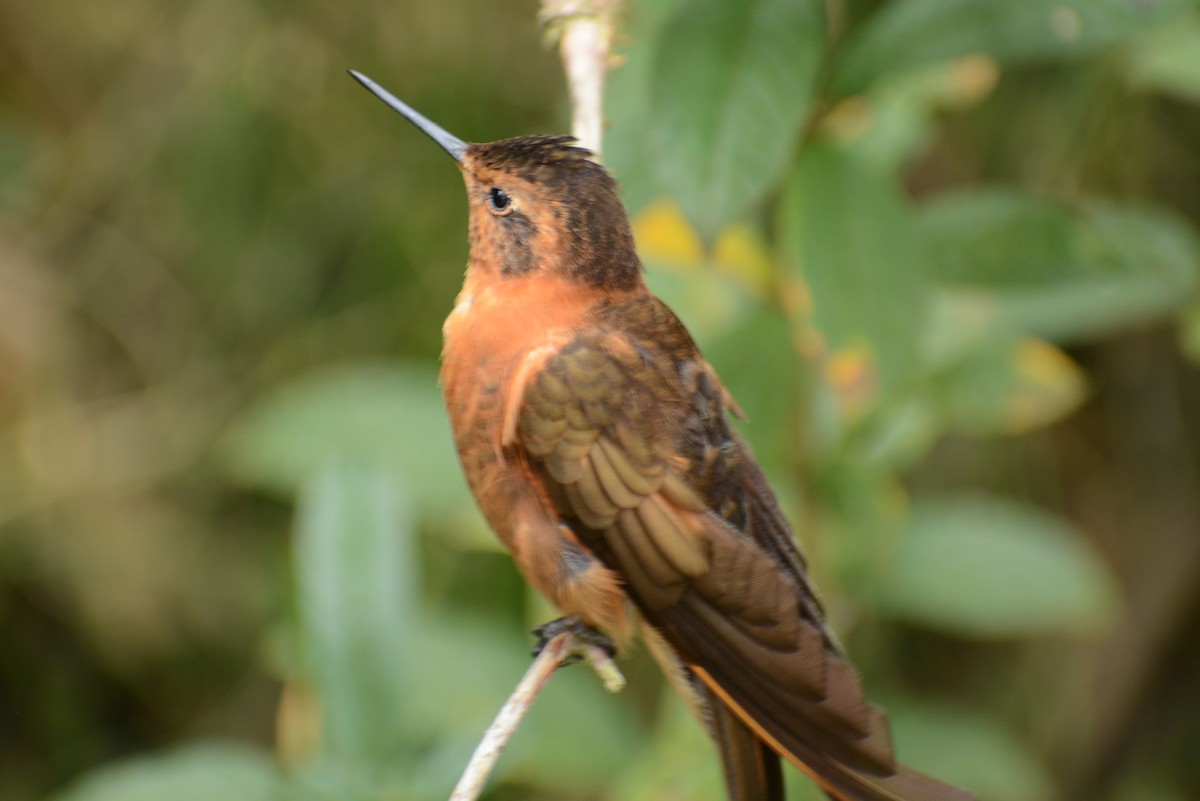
top-left (511, 306), bottom-right (974, 801)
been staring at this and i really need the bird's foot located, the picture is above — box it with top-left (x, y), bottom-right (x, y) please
top-left (531, 616), bottom-right (625, 693)
top-left (531, 616), bottom-right (616, 662)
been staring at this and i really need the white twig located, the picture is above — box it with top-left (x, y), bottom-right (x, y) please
top-left (540, 0), bottom-right (620, 157)
top-left (448, 627), bottom-right (626, 801)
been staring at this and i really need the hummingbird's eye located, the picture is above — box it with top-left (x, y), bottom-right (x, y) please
top-left (487, 187), bottom-right (512, 213)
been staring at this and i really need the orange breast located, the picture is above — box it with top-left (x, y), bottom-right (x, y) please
top-left (439, 270), bottom-right (604, 541)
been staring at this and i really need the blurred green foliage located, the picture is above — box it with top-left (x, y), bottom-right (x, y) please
top-left (3, 1), bottom-right (1200, 801)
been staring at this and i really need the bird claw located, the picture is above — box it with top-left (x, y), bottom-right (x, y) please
top-left (531, 616), bottom-right (616, 662)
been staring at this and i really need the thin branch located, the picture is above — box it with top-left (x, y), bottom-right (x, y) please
top-left (540, 0), bottom-right (621, 157)
top-left (448, 626), bottom-right (625, 801)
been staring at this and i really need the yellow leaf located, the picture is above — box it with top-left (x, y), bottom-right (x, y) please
top-left (632, 199), bottom-right (704, 268)
top-left (822, 96), bottom-right (873, 144)
top-left (713, 222), bottom-right (773, 289)
top-left (1004, 338), bottom-right (1087, 433)
top-left (948, 55), bottom-right (999, 107)
top-left (825, 341), bottom-right (879, 420)
top-left (780, 274), bottom-right (813, 320)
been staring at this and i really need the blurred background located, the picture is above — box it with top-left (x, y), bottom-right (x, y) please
top-left (1, 1), bottom-right (1198, 800)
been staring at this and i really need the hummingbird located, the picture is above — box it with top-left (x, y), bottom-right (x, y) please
top-left (349, 70), bottom-right (974, 801)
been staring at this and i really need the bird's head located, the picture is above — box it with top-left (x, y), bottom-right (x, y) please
top-left (350, 71), bottom-right (642, 292)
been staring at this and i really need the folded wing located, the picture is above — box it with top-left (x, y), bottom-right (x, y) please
top-left (513, 308), bottom-right (973, 801)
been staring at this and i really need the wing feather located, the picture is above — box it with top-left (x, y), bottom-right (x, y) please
top-left (589, 442), bottom-right (644, 508)
top-left (512, 314), bottom-right (974, 801)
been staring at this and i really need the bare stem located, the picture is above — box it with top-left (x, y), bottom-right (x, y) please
top-left (540, 0), bottom-right (621, 157)
top-left (448, 627), bottom-right (626, 801)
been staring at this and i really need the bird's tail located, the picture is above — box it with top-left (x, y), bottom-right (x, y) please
top-left (703, 684), bottom-right (785, 801)
top-left (699, 669), bottom-right (976, 801)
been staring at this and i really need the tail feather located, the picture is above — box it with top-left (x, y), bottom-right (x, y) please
top-left (702, 684), bottom-right (784, 801)
top-left (696, 665), bottom-right (975, 801)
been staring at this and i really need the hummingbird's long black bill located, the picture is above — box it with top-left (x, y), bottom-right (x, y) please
top-left (348, 70), bottom-right (467, 163)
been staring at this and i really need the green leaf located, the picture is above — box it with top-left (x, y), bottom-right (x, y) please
top-left (833, 57), bottom-right (999, 174)
top-left (834, 0), bottom-right (1191, 95)
top-left (643, 260), bottom-right (758, 348)
top-left (883, 699), bottom-right (1055, 801)
top-left (605, 0), bottom-right (689, 215)
top-left (295, 465), bottom-right (414, 769)
top-left (51, 743), bottom-right (282, 801)
top-left (921, 190), bottom-right (1200, 343)
top-left (608, 693), bottom-right (725, 801)
top-left (814, 462), bottom-right (909, 595)
top-left (887, 494), bottom-right (1122, 638)
top-left (930, 337), bottom-right (1087, 435)
top-left (782, 143), bottom-right (927, 401)
top-left (704, 307), bottom-right (804, 477)
top-left (507, 649), bottom-right (644, 791)
top-left (648, 0), bottom-right (823, 237)
top-left (851, 396), bottom-right (941, 471)
top-left (1128, 17), bottom-right (1200, 103)
top-left (1181, 301), bottom-right (1200, 364)
top-left (399, 612), bottom-right (641, 794)
top-left (222, 362), bottom-right (470, 512)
